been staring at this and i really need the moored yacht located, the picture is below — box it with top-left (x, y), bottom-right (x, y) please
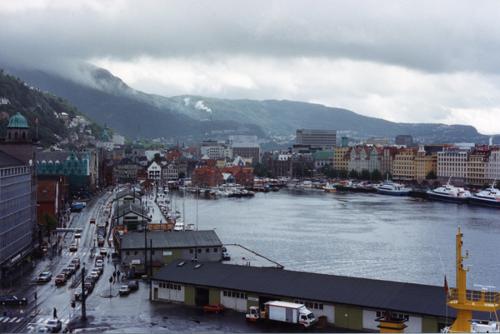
top-left (376, 180), bottom-right (411, 196)
top-left (427, 179), bottom-right (471, 203)
top-left (468, 181), bottom-right (500, 208)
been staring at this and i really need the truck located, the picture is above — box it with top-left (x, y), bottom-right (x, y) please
top-left (246, 301), bottom-right (316, 328)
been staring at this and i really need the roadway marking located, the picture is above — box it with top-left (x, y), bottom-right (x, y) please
top-left (2, 317), bottom-right (10, 323)
top-left (16, 318), bottom-right (22, 323)
top-left (9, 317), bottom-right (18, 323)
top-left (0, 317), bottom-right (5, 322)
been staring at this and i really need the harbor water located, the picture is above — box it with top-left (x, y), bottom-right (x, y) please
top-left (175, 190), bottom-right (500, 288)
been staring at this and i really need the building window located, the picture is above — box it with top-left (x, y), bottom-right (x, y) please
top-left (189, 249), bottom-right (194, 254)
top-left (126, 251), bottom-right (130, 255)
top-left (206, 248), bottom-right (210, 253)
top-left (134, 251), bottom-right (138, 255)
top-left (197, 249), bottom-right (201, 253)
top-left (213, 248), bottom-right (218, 252)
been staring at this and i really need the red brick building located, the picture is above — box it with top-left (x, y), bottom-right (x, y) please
top-left (37, 176), bottom-right (68, 225)
top-left (192, 165), bottom-right (254, 187)
top-left (222, 166), bottom-right (254, 187)
top-left (192, 166), bottom-right (223, 187)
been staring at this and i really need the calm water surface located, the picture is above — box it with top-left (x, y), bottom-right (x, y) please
top-left (175, 190), bottom-right (500, 287)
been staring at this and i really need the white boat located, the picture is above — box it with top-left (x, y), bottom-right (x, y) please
top-left (323, 182), bottom-right (336, 193)
top-left (427, 178), bottom-right (471, 203)
top-left (376, 181), bottom-right (411, 196)
top-left (468, 181), bottom-right (500, 208)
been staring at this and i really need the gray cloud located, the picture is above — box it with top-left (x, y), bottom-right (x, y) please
top-left (1, 0), bottom-right (500, 74)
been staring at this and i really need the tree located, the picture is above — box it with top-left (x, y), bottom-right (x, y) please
top-left (320, 165), bottom-right (338, 178)
top-left (253, 163), bottom-right (270, 177)
top-left (371, 169), bottom-right (382, 181)
top-left (338, 169), bottom-right (348, 178)
top-left (426, 171), bottom-right (437, 180)
top-left (360, 169), bottom-right (371, 180)
top-left (348, 169), bottom-right (359, 179)
top-left (43, 213), bottom-right (58, 243)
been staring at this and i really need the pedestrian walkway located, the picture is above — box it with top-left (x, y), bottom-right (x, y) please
top-left (0, 316), bottom-right (23, 323)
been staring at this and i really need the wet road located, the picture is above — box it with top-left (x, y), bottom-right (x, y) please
top-left (178, 189), bottom-right (500, 287)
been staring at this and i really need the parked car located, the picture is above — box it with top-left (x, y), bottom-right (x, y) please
top-left (67, 264), bottom-right (77, 273)
top-left (99, 248), bottom-right (107, 256)
top-left (95, 255), bottom-right (104, 262)
top-left (222, 250), bottom-right (231, 261)
top-left (0, 295), bottom-right (28, 306)
top-left (118, 285), bottom-right (130, 296)
top-left (69, 243), bottom-right (78, 252)
top-left (71, 258), bottom-right (81, 268)
top-left (44, 319), bottom-right (62, 333)
top-left (90, 269), bottom-right (100, 279)
top-left (37, 271), bottom-right (52, 283)
top-left (54, 274), bottom-right (67, 286)
top-left (127, 280), bottom-right (139, 291)
top-left (95, 259), bottom-right (104, 267)
top-left (74, 233), bottom-right (81, 239)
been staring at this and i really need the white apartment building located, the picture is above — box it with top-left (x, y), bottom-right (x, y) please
top-left (147, 161), bottom-right (162, 181)
top-left (437, 149), bottom-right (469, 184)
top-left (200, 141), bottom-right (232, 160)
top-left (485, 149), bottom-right (500, 182)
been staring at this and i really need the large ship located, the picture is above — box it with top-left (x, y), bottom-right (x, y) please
top-left (468, 181), bottom-right (500, 208)
top-left (427, 179), bottom-right (471, 203)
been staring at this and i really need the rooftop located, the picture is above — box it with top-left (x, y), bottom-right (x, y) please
top-left (0, 150), bottom-right (25, 168)
top-left (120, 230), bottom-right (222, 250)
top-left (7, 112), bottom-right (29, 129)
top-left (153, 260), bottom-right (452, 318)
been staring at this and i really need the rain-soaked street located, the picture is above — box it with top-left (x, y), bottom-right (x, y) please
top-left (1, 189), bottom-right (499, 333)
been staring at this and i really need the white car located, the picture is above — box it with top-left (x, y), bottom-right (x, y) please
top-left (99, 248), bottom-right (107, 256)
top-left (119, 285), bottom-right (130, 296)
top-left (44, 319), bottom-right (61, 333)
top-left (90, 270), bottom-right (100, 279)
top-left (74, 233), bottom-right (81, 239)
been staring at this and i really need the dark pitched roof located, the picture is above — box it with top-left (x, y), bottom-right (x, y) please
top-left (114, 189), bottom-right (144, 201)
top-left (0, 150), bottom-right (25, 167)
top-left (153, 260), bottom-right (452, 318)
top-left (113, 202), bottom-right (150, 220)
top-left (121, 230), bottom-right (222, 250)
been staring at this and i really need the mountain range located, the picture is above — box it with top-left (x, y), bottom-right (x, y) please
top-left (4, 64), bottom-right (497, 145)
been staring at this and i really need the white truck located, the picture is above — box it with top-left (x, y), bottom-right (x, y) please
top-left (246, 301), bottom-right (316, 328)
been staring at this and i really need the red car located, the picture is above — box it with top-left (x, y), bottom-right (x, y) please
top-left (203, 304), bottom-right (225, 314)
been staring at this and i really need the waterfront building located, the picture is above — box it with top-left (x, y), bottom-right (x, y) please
top-left (392, 148), bottom-right (417, 181)
top-left (485, 148), bottom-right (500, 183)
top-left (264, 152), bottom-right (292, 178)
top-left (296, 129), bottom-right (337, 149)
top-left (379, 147), bottom-right (397, 177)
top-left (0, 151), bottom-right (36, 286)
top-left (118, 230), bottom-right (222, 273)
top-left (414, 146), bottom-right (437, 183)
top-left (333, 147), bottom-right (350, 172)
top-left (192, 166), bottom-right (224, 187)
top-left (112, 202), bottom-right (150, 231)
top-left (437, 148), bottom-right (469, 185)
top-left (466, 147), bottom-right (490, 186)
top-left (313, 150), bottom-right (334, 170)
top-left (162, 163), bottom-right (179, 181)
top-left (147, 161), bottom-right (162, 181)
top-left (152, 260), bottom-right (450, 332)
top-left (347, 146), bottom-right (380, 174)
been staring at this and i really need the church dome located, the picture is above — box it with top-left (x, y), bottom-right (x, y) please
top-left (7, 112), bottom-right (29, 129)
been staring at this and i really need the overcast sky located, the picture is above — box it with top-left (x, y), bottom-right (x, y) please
top-left (1, 0), bottom-right (500, 134)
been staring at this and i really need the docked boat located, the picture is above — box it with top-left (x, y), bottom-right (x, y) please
top-left (468, 181), bottom-right (500, 208)
top-left (427, 179), bottom-right (471, 203)
top-left (323, 182), bottom-right (336, 193)
top-left (376, 180), bottom-right (411, 196)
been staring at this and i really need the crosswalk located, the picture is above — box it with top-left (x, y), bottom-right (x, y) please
top-left (0, 316), bottom-right (23, 323)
